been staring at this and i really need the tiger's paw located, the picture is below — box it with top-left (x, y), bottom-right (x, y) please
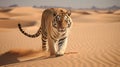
top-left (56, 54), bottom-right (64, 57)
top-left (42, 48), bottom-right (48, 52)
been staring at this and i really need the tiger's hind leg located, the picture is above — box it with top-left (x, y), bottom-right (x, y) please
top-left (42, 35), bottom-right (48, 51)
top-left (56, 37), bottom-right (67, 57)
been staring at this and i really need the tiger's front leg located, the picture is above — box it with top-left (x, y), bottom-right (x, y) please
top-left (56, 37), bottom-right (67, 57)
top-left (48, 38), bottom-right (57, 56)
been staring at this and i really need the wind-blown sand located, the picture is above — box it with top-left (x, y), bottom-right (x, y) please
top-left (0, 7), bottom-right (120, 67)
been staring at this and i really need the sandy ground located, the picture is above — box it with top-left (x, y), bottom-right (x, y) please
top-left (0, 7), bottom-right (120, 67)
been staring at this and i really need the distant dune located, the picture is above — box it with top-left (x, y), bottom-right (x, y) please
top-left (0, 8), bottom-right (13, 12)
top-left (0, 7), bottom-right (120, 67)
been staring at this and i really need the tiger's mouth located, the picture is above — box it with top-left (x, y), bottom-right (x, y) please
top-left (58, 28), bottom-right (66, 32)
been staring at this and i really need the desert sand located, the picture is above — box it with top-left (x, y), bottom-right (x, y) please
top-left (0, 7), bottom-right (120, 67)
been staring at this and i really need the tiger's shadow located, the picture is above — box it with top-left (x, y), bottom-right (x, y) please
top-left (0, 50), bottom-right (78, 66)
top-left (0, 51), bottom-right (20, 66)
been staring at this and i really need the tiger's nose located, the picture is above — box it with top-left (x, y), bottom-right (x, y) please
top-left (58, 28), bottom-right (65, 32)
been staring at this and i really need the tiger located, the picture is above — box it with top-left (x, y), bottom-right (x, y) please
top-left (18, 8), bottom-right (72, 57)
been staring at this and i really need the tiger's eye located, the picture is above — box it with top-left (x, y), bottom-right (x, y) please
top-left (53, 13), bottom-right (57, 16)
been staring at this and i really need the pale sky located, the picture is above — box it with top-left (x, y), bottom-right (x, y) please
top-left (0, 0), bottom-right (120, 8)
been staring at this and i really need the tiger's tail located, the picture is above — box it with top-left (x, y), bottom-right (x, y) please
top-left (18, 23), bottom-right (41, 38)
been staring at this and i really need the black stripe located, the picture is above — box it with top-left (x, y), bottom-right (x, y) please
top-left (42, 38), bottom-right (46, 42)
top-left (61, 32), bottom-right (66, 37)
top-left (58, 37), bottom-right (66, 47)
top-left (42, 31), bottom-right (47, 37)
top-left (42, 41), bottom-right (46, 44)
top-left (50, 36), bottom-right (57, 42)
top-left (59, 41), bottom-right (64, 45)
top-left (59, 37), bottom-right (66, 41)
top-left (42, 45), bottom-right (46, 47)
top-left (42, 34), bottom-right (47, 39)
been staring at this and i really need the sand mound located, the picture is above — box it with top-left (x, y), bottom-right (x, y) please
top-left (114, 10), bottom-right (120, 15)
top-left (0, 7), bottom-right (41, 28)
top-left (0, 13), bottom-right (10, 18)
top-left (0, 19), bottom-right (36, 28)
top-left (0, 8), bottom-right (13, 12)
top-left (9, 7), bottom-right (42, 21)
top-left (10, 7), bottom-right (42, 14)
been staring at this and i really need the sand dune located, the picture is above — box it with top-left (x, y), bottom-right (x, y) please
top-left (114, 10), bottom-right (120, 15)
top-left (0, 8), bottom-right (13, 12)
top-left (0, 7), bottom-right (120, 67)
top-left (0, 7), bottom-right (42, 28)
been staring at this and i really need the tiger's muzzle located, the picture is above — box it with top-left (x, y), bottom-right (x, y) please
top-left (58, 28), bottom-right (66, 32)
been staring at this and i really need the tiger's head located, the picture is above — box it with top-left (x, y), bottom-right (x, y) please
top-left (52, 9), bottom-right (72, 32)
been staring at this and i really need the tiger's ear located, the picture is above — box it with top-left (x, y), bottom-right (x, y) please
top-left (67, 10), bottom-right (71, 16)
